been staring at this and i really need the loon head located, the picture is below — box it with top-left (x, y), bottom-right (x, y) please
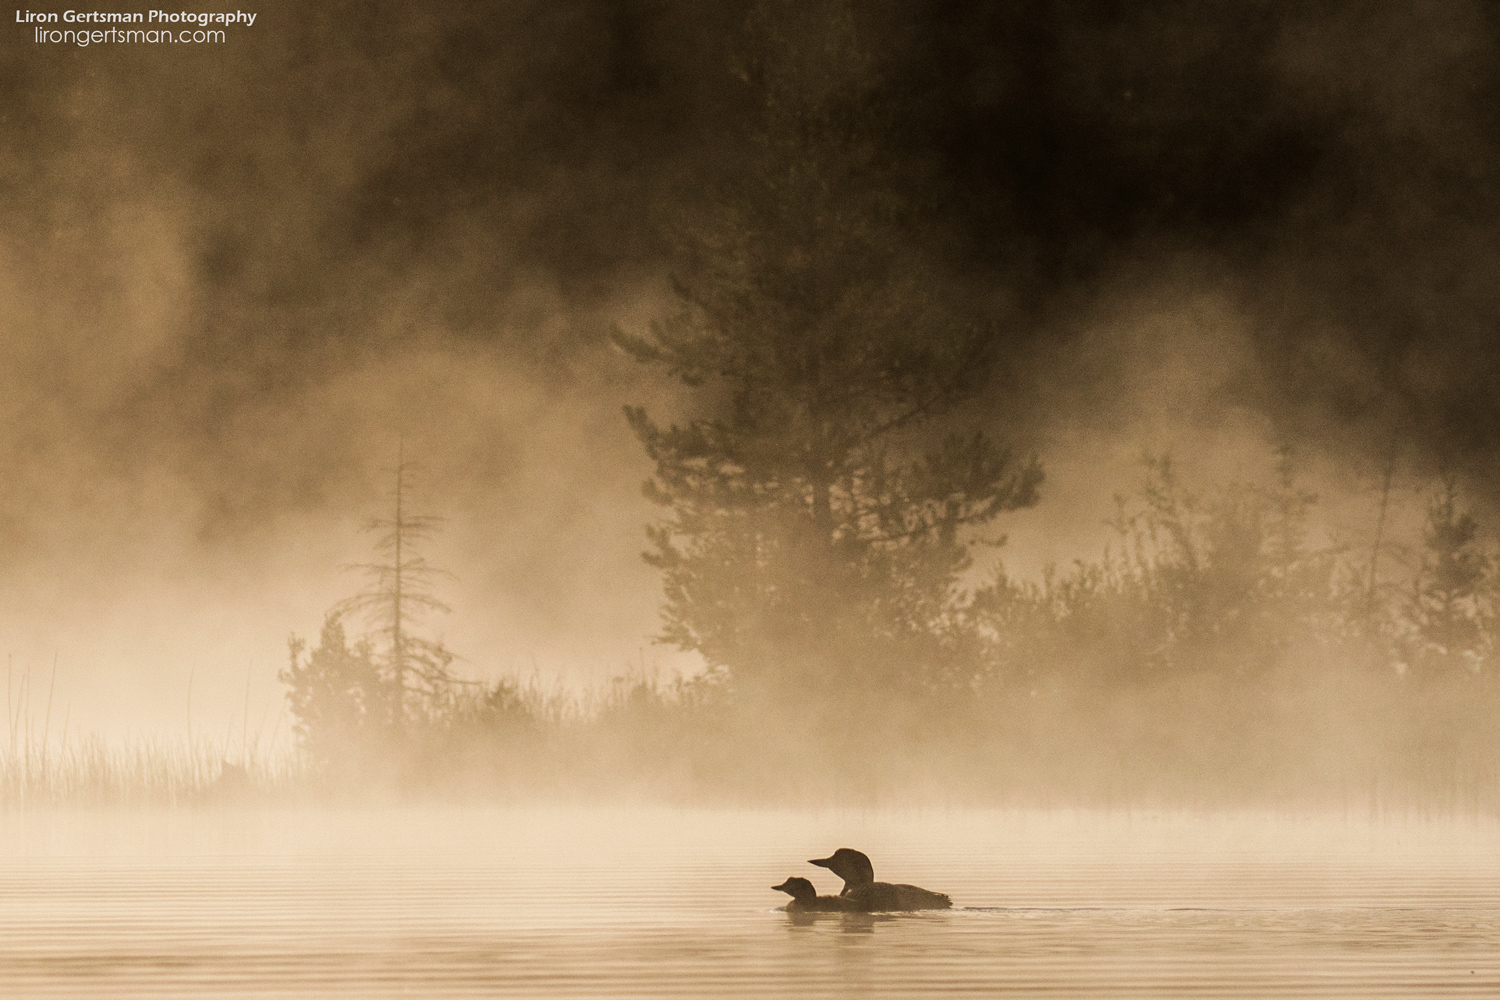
top-left (809, 848), bottom-right (875, 890)
top-left (772, 876), bottom-right (818, 902)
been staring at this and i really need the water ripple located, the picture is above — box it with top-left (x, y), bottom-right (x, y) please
top-left (0, 808), bottom-right (1494, 997)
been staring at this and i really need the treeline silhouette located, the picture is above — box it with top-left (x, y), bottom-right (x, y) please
top-left (278, 452), bottom-right (1499, 811)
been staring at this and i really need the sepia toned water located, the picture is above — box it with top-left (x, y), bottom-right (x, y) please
top-left (0, 806), bottom-right (1495, 998)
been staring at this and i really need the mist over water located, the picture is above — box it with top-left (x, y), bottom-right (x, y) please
top-left (1, 808), bottom-right (1496, 998)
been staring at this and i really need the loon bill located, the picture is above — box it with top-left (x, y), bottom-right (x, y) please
top-left (808, 848), bottom-right (952, 911)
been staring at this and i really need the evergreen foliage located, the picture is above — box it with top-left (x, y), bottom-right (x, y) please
top-left (971, 453), bottom-right (1496, 687)
top-left (1400, 475), bottom-right (1496, 674)
top-left (281, 617), bottom-right (382, 773)
top-left (616, 4), bottom-right (1041, 699)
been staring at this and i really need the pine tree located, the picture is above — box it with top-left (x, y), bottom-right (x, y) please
top-left (616, 4), bottom-right (1041, 700)
top-left (281, 616), bottom-right (381, 772)
top-left (1406, 475), bottom-right (1492, 674)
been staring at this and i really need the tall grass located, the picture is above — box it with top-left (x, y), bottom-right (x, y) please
top-left (1, 659), bottom-right (307, 809)
top-left (0, 734), bottom-right (306, 809)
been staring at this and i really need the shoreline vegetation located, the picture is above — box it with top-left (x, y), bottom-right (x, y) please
top-left (1, 667), bottom-right (1494, 815)
top-left (6, 456), bottom-right (1497, 816)
top-left (0, 735), bottom-right (302, 809)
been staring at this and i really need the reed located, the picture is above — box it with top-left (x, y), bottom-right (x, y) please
top-left (0, 733), bottom-right (309, 809)
top-left (0, 653), bottom-right (314, 809)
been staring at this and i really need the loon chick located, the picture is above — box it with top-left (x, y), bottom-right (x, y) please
top-left (772, 876), bottom-right (855, 912)
top-left (809, 848), bottom-right (951, 911)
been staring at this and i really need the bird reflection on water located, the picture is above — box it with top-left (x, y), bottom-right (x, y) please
top-left (782, 907), bottom-right (885, 932)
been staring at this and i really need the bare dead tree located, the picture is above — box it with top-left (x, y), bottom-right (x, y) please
top-left (334, 440), bottom-right (455, 731)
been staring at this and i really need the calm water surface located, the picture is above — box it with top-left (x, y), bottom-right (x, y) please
top-left (0, 806), bottom-right (1495, 997)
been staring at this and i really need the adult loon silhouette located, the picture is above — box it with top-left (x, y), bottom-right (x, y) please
top-left (809, 848), bottom-right (951, 911)
top-left (771, 876), bottom-right (855, 912)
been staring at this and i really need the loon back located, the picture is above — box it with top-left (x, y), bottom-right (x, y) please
top-left (845, 882), bottom-right (952, 912)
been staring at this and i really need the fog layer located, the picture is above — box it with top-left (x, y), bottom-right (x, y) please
top-left (3, 2), bottom-right (1499, 741)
